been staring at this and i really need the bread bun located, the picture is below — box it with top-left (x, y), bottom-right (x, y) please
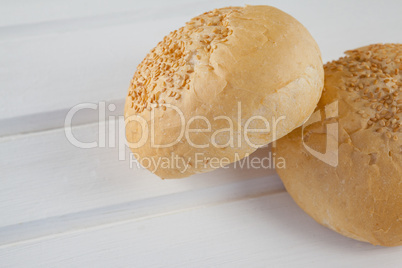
top-left (274, 44), bottom-right (402, 246)
top-left (124, 5), bottom-right (323, 178)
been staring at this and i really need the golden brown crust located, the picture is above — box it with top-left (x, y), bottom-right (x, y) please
top-left (125, 5), bottom-right (324, 178)
top-left (127, 7), bottom-right (241, 113)
top-left (274, 44), bottom-right (402, 246)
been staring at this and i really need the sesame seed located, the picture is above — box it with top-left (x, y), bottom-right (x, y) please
top-left (326, 44), bottom-right (401, 134)
top-left (126, 7), bottom-right (240, 113)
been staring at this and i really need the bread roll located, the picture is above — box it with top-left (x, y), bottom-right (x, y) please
top-left (274, 44), bottom-right (402, 246)
top-left (125, 5), bottom-right (324, 178)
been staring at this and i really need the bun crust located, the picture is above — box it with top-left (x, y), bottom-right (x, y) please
top-left (125, 5), bottom-right (323, 178)
top-left (274, 44), bottom-right (402, 246)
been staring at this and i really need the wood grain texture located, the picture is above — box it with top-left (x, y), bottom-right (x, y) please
top-left (0, 0), bottom-right (192, 27)
top-left (1, 0), bottom-right (401, 136)
top-left (1, 193), bottom-right (401, 268)
top-left (0, 120), bottom-right (279, 229)
top-left (1, 0), bottom-right (402, 267)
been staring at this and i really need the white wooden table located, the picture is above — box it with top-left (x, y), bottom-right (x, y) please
top-left (1, 0), bottom-right (401, 267)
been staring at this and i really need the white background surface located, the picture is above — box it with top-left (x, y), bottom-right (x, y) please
top-left (0, 0), bottom-right (401, 267)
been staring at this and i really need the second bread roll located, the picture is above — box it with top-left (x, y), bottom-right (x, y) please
top-left (274, 44), bottom-right (402, 247)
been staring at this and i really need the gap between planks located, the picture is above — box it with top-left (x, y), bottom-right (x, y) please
top-left (0, 0), bottom-right (217, 41)
top-left (0, 99), bottom-right (124, 139)
top-left (0, 175), bottom-right (284, 249)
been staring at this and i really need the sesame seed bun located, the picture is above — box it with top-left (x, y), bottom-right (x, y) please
top-left (124, 5), bottom-right (324, 179)
top-left (274, 44), bottom-right (402, 246)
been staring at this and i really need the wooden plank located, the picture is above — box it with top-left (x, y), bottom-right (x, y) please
top-left (0, 16), bottom-right (183, 120)
top-left (0, 0), bottom-right (201, 27)
top-left (0, 175), bottom-right (283, 246)
top-left (0, 120), bottom-right (280, 229)
top-left (1, 0), bottom-right (401, 136)
top-left (1, 193), bottom-right (400, 267)
top-left (1, 1), bottom-right (402, 266)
